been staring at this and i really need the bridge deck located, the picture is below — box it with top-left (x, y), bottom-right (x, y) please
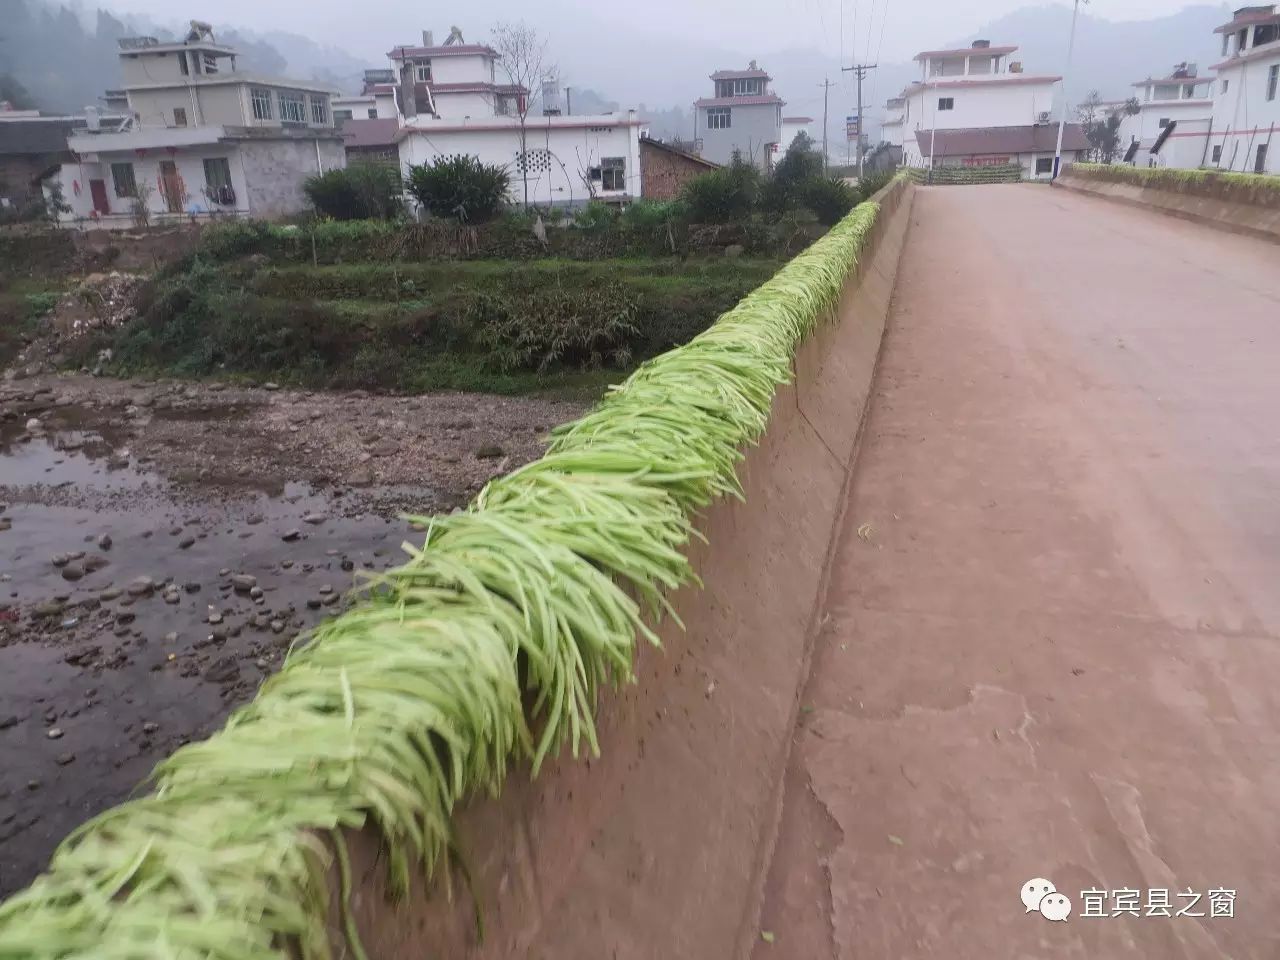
top-left (755, 184), bottom-right (1280, 958)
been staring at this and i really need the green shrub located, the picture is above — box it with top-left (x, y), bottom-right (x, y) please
top-left (573, 201), bottom-right (615, 230)
top-left (470, 281), bottom-right (639, 372)
top-left (23, 291), bottom-right (59, 319)
top-left (406, 154), bottom-right (511, 222)
top-left (200, 220), bottom-right (274, 259)
top-left (619, 199), bottom-right (688, 230)
top-left (1068, 162), bottom-right (1280, 207)
top-left (303, 163), bottom-right (404, 221)
top-left (681, 155), bottom-right (761, 221)
top-left (801, 177), bottom-right (858, 225)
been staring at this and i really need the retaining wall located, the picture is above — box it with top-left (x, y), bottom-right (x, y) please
top-left (336, 176), bottom-right (916, 958)
top-left (1056, 165), bottom-right (1280, 243)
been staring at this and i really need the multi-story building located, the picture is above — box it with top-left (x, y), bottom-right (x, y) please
top-left (1118, 64), bottom-right (1214, 169)
top-left (693, 63), bottom-right (784, 170)
top-left (54, 23), bottom-right (344, 227)
top-left (780, 115), bottom-right (814, 153)
top-left (900, 40), bottom-right (1087, 179)
top-left (392, 27), bottom-right (645, 207)
top-left (332, 70), bottom-right (399, 123)
top-left (1208, 5), bottom-right (1280, 174)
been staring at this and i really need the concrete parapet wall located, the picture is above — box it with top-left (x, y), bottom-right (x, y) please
top-left (1057, 165), bottom-right (1280, 243)
top-left (338, 176), bottom-right (916, 959)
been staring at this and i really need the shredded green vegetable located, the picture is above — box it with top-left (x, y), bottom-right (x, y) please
top-left (0, 194), bottom-right (885, 960)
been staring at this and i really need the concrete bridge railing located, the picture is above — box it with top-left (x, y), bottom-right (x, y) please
top-left (0, 175), bottom-right (917, 960)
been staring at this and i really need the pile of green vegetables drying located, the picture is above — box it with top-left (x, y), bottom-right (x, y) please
top-left (0, 191), bottom-right (888, 959)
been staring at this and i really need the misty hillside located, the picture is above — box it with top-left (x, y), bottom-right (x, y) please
top-left (0, 0), bottom-right (1238, 144)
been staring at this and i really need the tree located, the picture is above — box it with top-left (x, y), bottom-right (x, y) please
top-left (1078, 92), bottom-right (1140, 164)
top-left (491, 21), bottom-right (555, 209)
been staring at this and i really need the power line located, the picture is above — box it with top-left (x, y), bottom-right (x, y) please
top-left (841, 62), bottom-right (876, 178)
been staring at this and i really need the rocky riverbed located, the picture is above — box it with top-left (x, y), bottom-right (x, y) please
top-left (0, 373), bottom-right (590, 895)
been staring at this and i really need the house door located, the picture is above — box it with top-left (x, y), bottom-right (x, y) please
top-left (89, 179), bottom-right (110, 216)
top-left (1256, 143), bottom-right (1269, 175)
top-left (158, 160), bottom-right (184, 213)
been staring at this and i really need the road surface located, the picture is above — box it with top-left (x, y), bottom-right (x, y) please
top-left (754, 185), bottom-right (1280, 959)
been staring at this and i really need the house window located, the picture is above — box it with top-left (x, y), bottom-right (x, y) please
top-left (202, 54), bottom-right (218, 75)
top-left (1222, 79), bottom-right (1229, 94)
top-left (601, 157), bottom-right (626, 191)
top-left (1035, 157), bottom-right (1054, 175)
top-left (334, 109), bottom-right (353, 121)
top-left (278, 92), bottom-right (307, 124)
top-left (707, 107), bottom-right (731, 129)
top-left (310, 96), bottom-right (328, 125)
top-left (1257, 23), bottom-right (1279, 46)
top-left (415, 62), bottom-right (432, 82)
top-left (1212, 144), bottom-right (1223, 163)
top-left (251, 88), bottom-right (272, 120)
top-left (1221, 33), bottom-right (1229, 57)
top-left (1268, 64), bottom-right (1279, 101)
top-left (203, 157), bottom-right (234, 205)
top-left (938, 97), bottom-right (954, 111)
top-left (1158, 117), bottom-right (1171, 128)
top-left (173, 107), bottom-right (188, 127)
top-left (110, 162), bottom-right (137, 198)
top-left (367, 108), bottom-right (377, 118)
top-left (179, 51), bottom-right (189, 75)
top-left (1257, 143), bottom-right (1270, 174)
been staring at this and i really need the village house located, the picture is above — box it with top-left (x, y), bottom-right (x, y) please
top-left (52, 22), bottom-right (344, 228)
top-left (391, 28), bottom-right (645, 207)
top-left (693, 63), bottom-right (784, 170)
top-left (1208, 4), bottom-right (1280, 174)
top-left (899, 40), bottom-right (1087, 179)
top-left (780, 116), bottom-right (814, 153)
top-left (1116, 64), bottom-right (1214, 169)
top-left (0, 105), bottom-right (127, 215)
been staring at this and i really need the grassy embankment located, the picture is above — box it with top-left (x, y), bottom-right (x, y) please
top-left (0, 233), bottom-right (76, 367)
top-left (99, 251), bottom-right (783, 397)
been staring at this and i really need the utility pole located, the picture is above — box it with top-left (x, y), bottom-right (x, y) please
top-left (818, 78), bottom-right (836, 174)
top-left (842, 63), bottom-right (876, 180)
top-left (1053, 0), bottom-right (1083, 179)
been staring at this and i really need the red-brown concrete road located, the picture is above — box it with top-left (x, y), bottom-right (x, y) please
top-left (753, 185), bottom-right (1280, 959)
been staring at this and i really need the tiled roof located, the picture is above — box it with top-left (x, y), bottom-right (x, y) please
top-left (923, 75), bottom-right (1061, 88)
top-left (429, 82), bottom-right (526, 95)
top-left (694, 95), bottom-right (785, 108)
top-left (341, 118), bottom-right (399, 149)
top-left (783, 115), bottom-right (814, 123)
top-left (1214, 9), bottom-right (1280, 33)
top-left (710, 68), bottom-right (771, 80)
top-left (388, 43), bottom-right (498, 58)
top-left (914, 45), bottom-right (1018, 60)
top-left (639, 135), bottom-right (719, 168)
top-left (913, 123), bottom-right (1089, 155)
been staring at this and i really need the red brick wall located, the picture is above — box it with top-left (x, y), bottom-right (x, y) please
top-left (640, 142), bottom-right (714, 200)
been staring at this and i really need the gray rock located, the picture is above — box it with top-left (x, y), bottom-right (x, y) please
top-left (178, 536), bottom-right (195, 549)
top-left (97, 534), bottom-right (112, 550)
top-left (281, 529), bottom-right (301, 542)
top-left (302, 513), bottom-right (326, 525)
top-left (204, 657), bottom-right (239, 684)
top-left (99, 586), bottom-right (122, 601)
top-left (231, 574), bottom-right (257, 593)
top-left (126, 577), bottom-right (154, 597)
top-left (82, 554), bottom-right (109, 573)
top-left (46, 727), bottom-right (63, 740)
top-left (60, 561), bottom-right (85, 582)
top-left (56, 753), bottom-right (75, 766)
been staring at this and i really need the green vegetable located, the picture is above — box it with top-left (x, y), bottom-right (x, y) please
top-left (0, 184), bottom-right (891, 960)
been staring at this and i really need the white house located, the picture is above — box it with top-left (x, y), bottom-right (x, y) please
top-left (900, 39), bottom-right (1087, 179)
top-left (780, 115), bottom-right (814, 153)
top-left (389, 28), bottom-right (644, 206)
top-left (1119, 65), bottom-right (1214, 169)
top-left (333, 71), bottom-right (399, 122)
top-left (1208, 4), bottom-right (1280, 174)
top-left (880, 96), bottom-right (906, 151)
top-left (693, 64), bottom-right (785, 170)
top-left (53, 23), bottom-right (343, 228)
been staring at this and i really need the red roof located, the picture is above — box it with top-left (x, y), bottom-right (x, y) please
top-left (694, 95), bottom-right (785, 108)
top-left (915, 45), bottom-right (1018, 60)
top-left (923, 75), bottom-right (1061, 88)
top-left (1214, 9), bottom-right (1280, 33)
top-left (388, 43), bottom-right (498, 59)
top-left (711, 68), bottom-right (771, 80)
top-left (913, 124), bottom-right (1089, 156)
top-left (341, 118), bottom-right (399, 149)
top-left (783, 115), bottom-right (814, 123)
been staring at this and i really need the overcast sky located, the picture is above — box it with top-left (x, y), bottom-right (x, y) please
top-left (98, 0), bottom-right (1203, 66)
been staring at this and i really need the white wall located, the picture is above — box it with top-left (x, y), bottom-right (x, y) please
top-left (433, 92), bottom-right (494, 119)
top-left (1208, 51), bottom-right (1280, 174)
top-left (54, 145), bottom-right (251, 228)
top-left (399, 119), bottom-right (642, 206)
top-left (904, 80), bottom-right (1058, 137)
top-left (430, 55), bottom-right (494, 85)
